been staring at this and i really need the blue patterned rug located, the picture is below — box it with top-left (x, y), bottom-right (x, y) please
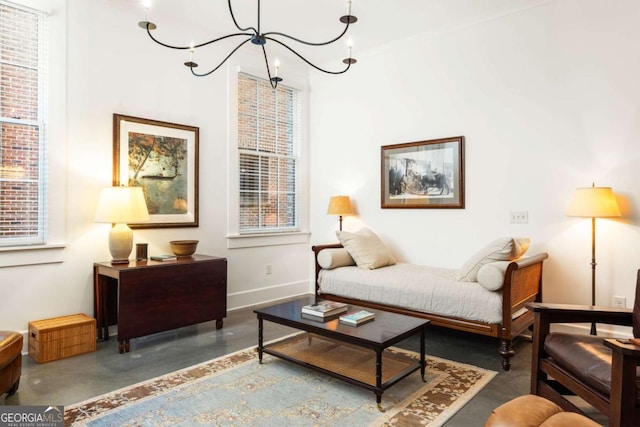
top-left (65, 336), bottom-right (495, 426)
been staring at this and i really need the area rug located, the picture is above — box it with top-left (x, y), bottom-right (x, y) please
top-left (65, 334), bottom-right (496, 426)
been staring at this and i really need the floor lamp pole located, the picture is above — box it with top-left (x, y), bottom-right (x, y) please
top-left (567, 184), bottom-right (620, 336)
top-left (590, 216), bottom-right (597, 335)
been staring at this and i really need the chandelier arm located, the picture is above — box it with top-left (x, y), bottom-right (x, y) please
top-left (259, 45), bottom-right (279, 89)
top-left (145, 24), bottom-right (252, 50)
top-left (193, 33), bottom-right (253, 49)
top-left (228, 0), bottom-right (258, 34)
top-left (265, 37), bottom-right (352, 75)
top-left (189, 38), bottom-right (253, 77)
top-left (263, 22), bottom-right (350, 47)
top-left (260, 44), bottom-right (273, 80)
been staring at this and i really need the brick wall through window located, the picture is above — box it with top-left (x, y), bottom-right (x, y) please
top-left (237, 73), bottom-right (299, 232)
top-left (0, 1), bottom-right (47, 245)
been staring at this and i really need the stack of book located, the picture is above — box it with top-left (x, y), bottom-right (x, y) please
top-left (301, 301), bottom-right (348, 321)
top-left (150, 254), bottom-right (177, 262)
top-left (339, 310), bottom-right (375, 326)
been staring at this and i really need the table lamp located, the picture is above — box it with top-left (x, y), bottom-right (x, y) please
top-left (567, 183), bottom-right (621, 334)
top-left (327, 195), bottom-right (354, 231)
top-left (95, 186), bottom-right (150, 264)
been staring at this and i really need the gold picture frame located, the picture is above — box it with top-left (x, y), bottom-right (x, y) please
top-left (113, 114), bottom-right (199, 228)
top-left (381, 136), bottom-right (465, 209)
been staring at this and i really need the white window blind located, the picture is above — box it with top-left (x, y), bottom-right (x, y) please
top-left (237, 72), bottom-right (300, 233)
top-left (0, 0), bottom-right (48, 246)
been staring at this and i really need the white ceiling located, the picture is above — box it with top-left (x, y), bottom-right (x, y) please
top-left (131, 0), bottom-right (548, 72)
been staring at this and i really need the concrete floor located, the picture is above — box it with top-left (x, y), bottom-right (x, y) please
top-left (4, 296), bottom-right (536, 426)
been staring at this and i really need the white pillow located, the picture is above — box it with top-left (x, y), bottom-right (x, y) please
top-left (457, 237), bottom-right (530, 282)
top-left (476, 261), bottom-right (512, 291)
top-left (317, 248), bottom-right (355, 269)
top-left (336, 228), bottom-right (396, 270)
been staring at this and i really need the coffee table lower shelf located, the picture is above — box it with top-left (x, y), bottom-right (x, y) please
top-left (260, 333), bottom-right (424, 411)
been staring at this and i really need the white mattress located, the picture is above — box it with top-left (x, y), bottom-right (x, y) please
top-left (319, 263), bottom-right (504, 324)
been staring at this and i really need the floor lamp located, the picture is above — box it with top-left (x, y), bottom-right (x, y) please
top-left (567, 184), bottom-right (621, 335)
top-left (327, 196), bottom-right (354, 231)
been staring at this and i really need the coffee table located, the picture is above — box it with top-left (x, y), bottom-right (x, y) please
top-left (254, 297), bottom-right (429, 411)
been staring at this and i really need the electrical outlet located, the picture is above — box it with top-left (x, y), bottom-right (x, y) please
top-left (266, 264), bottom-right (272, 275)
top-left (509, 211), bottom-right (528, 224)
top-left (613, 296), bottom-right (626, 308)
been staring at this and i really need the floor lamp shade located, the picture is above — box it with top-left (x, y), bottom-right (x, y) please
top-left (566, 186), bottom-right (621, 218)
top-left (567, 185), bottom-right (620, 334)
top-left (327, 196), bottom-right (354, 231)
top-left (95, 187), bottom-right (150, 264)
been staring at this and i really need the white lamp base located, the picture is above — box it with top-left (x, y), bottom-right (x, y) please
top-left (109, 223), bottom-right (133, 264)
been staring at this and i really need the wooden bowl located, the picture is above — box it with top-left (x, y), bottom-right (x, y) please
top-left (169, 240), bottom-right (199, 257)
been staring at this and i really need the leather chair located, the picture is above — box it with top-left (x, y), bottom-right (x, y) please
top-left (527, 269), bottom-right (640, 427)
top-left (0, 331), bottom-right (22, 397)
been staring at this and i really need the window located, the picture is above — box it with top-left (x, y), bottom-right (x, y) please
top-left (237, 72), bottom-right (300, 233)
top-left (0, 1), bottom-right (48, 246)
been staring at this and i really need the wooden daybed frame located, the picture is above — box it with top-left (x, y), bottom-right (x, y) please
top-left (312, 243), bottom-right (549, 371)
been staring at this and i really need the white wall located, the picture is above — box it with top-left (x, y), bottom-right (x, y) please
top-left (309, 0), bottom-right (640, 328)
top-left (0, 0), bottom-right (310, 335)
top-left (2, 0), bottom-right (639, 340)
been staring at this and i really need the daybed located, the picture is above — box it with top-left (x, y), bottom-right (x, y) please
top-left (312, 230), bottom-right (548, 371)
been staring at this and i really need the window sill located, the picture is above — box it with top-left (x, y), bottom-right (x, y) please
top-left (226, 232), bottom-right (310, 249)
top-left (0, 242), bottom-right (66, 268)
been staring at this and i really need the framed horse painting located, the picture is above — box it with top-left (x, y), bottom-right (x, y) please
top-left (381, 136), bottom-right (465, 209)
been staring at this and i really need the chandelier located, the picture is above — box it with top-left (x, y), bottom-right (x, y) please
top-left (138, 0), bottom-right (358, 88)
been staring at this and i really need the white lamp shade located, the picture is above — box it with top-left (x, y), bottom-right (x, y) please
top-left (95, 186), bottom-right (149, 263)
top-left (567, 186), bottom-right (621, 218)
top-left (327, 196), bottom-right (354, 216)
top-left (95, 186), bottom-right (150, 223)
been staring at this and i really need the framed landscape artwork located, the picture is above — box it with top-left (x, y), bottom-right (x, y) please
top-left (381, 136), bottom-right (465, 209)
top-left (113, 114), bottom-right (199, 228)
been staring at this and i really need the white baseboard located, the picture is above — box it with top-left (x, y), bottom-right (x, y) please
top-left (16, 281), bottom-right (312, 356)
top-left (227, 280), bottom-right (311, 311)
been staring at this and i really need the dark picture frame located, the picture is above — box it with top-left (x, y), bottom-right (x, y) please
top-left (113, 114), bottom-right (199, 228)
top-left (381, 136), bottom-right (465, 209)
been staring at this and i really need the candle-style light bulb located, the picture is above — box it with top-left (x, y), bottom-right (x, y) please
top-left (347, 0), bottom-right (352, 16)
top-left (138, 0), bottom-right (156, 31)
top-left (143, 0), bottom-right (151, 18)
top-left (189, 41), bottom-right (195, 61)
top-left (274, 59), bottom-right (280, 77)
top-left (347, 38), bottom-right (353, 58)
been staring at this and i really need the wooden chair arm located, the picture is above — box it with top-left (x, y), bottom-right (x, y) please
top-left (604, 338), bottom-right (640, 356)
top-left (526, 302), bottom-right (633, 326)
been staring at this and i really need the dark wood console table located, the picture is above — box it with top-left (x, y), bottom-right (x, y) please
top-left (93, 254), bottom-right (227, 353)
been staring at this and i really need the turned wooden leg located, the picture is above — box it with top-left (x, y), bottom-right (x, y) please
top-left (257, 316), bottom-right (264, 364)
top-left (7, 378), bottom-right (20, 395)
top-left (420, 327), bottom-right (426, 381)
top-left (215, 319), bottom-right (224, 329)
top-left (499, 339), bottom-right (515, 371)
top-left (375, 349), bottom-right (385, 411)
